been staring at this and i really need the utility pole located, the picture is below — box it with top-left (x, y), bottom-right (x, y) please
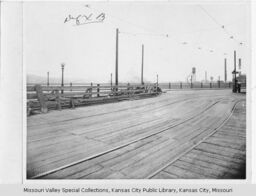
top-left (234, 50), bottom-right (237, 92)
top-left (141, 44), bottom-right (144, 85)
top-left (115, 28), bottom-right (119, 86)
top-left (191, 75), bottom-right (193, 88)
top-left (110, 73), bottom-right (112, 89)
top-left (47, 71), bottom-right (49, 87)
top-left (61, 63), bottom-right (65, 94)
top-left (157, 74), bottom-right (158, 87)
top-left (224, 58), bottom-right (227, 83)
top-left (238, 58), bottom-right (241, 70)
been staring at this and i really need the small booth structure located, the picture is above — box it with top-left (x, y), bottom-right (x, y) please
top-left (232, 70), bottom-right (246, 93)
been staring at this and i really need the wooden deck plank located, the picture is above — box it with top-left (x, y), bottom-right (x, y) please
top-left (213, 131), bottom-right (245, 139)
top-left (171, 160), bottom-right (219, 178)
top-left (177, 156), bottom-right (239, 177)
top-left (185, 150), bottom-right (243, 169)
top-left (204, 139), bottom-right (245, 151)
top-left (41, 134), bottom-right (166, 178)
top-left (163, 165), bottom-right (211, 179)
top-left (194, 143), bottom-right (245, 160)
top-left (153, 101), bottom-right (246, 179)
top-left (104, 138), bottom-right (172, 171)
top-left (151, 171), bottom-right (178, 179)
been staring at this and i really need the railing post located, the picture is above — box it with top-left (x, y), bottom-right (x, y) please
top-left (85, 87), bottom-right (92, 98)
top-left (201, 82), bottom-right (203, 88)
top-left (110, 73), bottom-right (113, 90)
top-left (169, 82), bottom-right (171, 89)
top-left (180, 82), bottom-right (182, 89)
top-left (90, 83), bottom-right (93, 97)
top-left (114, 85), bottom-right (118, 95)
top-left (47, 71), bottom-right (49, 87)
top-left (156, 74), bottom-right (159, 88)
top-left (27, 102), bottom-right (32, 116)
top-left (35, 85), bottom-right (48, 113)
top-left (61, 64), bottom-right (65, 94)
top-left (70, 98), bottom-right (75, 109)
top-left (127, 83), bottom-right (130, 96)
top-left (97, 84), bottom-right (100, 97)
top-left (210, 82), bottom-right (212, 88)
top-left (70, 82), bottom-right (72, 91)
top-left (55, 90), bottom-right (62, 110)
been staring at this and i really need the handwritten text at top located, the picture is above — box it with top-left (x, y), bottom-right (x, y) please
top-left (64, 12), bottom-right (106, 26)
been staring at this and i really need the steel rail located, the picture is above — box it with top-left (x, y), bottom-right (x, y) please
top-left (146, 99), bottom-right (244, 179)
top-left (30, 98), bottom-right (226, 179)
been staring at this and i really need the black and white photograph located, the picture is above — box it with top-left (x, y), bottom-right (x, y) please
top-left (25, 1), bottom-right (249, 180)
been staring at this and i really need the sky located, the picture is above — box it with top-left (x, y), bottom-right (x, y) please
top-left (24, 1), bottom-right (250, 83)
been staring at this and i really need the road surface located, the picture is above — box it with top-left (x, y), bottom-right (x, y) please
top-left (27, 90), bottom-right (246, 179)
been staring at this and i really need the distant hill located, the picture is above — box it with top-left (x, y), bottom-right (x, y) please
top-left (26, 74), bottom-right (105, 85)
top-left (26, 74), bottom-right (154, 85)
top-left (26, 74), bottom-right (61, 84)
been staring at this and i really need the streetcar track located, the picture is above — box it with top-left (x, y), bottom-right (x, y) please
top-left (147, 100), bottom-right (243, 179)
top-left (27, 98), bottom-right (213, 155)
top-left (30, 98), bottom-right (226, 179)
top-left (27, 96), bottom-right (211, 144)
top-left (27, 98), bottom-right (193, 143)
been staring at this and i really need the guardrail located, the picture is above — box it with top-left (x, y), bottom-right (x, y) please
top-left (27, 83), bottom-right (161, 116)
top-left (158, 81), bottom-right (232, 90)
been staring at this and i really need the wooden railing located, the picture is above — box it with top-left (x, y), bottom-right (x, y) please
top-left (27, 81), bottom-right (232, 115)
top-left (27, 83), bottom-right (161, 115)
top-left (158, 81), bottom-right (232, 90)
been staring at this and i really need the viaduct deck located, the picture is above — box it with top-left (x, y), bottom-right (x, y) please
top-left (27, 90), bottom-right (246, 179)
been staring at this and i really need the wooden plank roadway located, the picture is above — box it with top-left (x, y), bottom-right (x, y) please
top-left (151, 101), bottom-right (246, 179)
top-left (27, 90), bottom-right (246, 179)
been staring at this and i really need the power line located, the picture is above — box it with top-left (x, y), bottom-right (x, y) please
top-left (197, 5), bottom-right (243, 46)
top-left (120, 31), bottom-right (168, 38)
top-left (84, 4), bottom-right (165, 36)
top-left (120, 30), bottom-right (228, 56)
top-left (85, 4), bottom-right (225, 40)
top-left (84, 4), bottom-right (232, 55)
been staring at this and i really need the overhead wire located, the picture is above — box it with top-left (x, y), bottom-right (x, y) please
top-left (83, 3), bottom-right (242, 56)
top-left (84, 4), bottom-right (166, 37)
top-left (82, 3), bottom-right (242, 82)
top-left (197, 5), bottom-right (243, 46)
